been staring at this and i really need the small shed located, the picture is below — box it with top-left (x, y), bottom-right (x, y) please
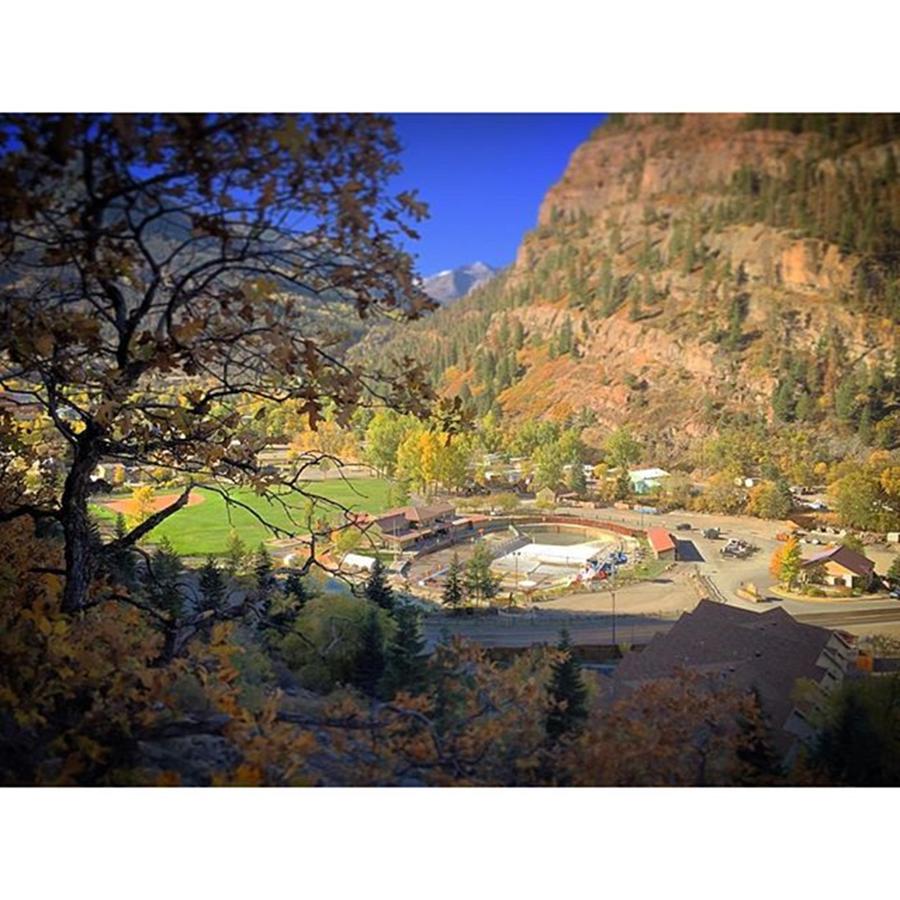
top-left (646, 527), bottom-right (677, 561)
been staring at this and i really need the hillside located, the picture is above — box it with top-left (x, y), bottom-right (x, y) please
top-left (361, 113), bottom-right (900, 463)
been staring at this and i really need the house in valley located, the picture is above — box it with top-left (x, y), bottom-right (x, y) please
top-left (628, 467), bottom-right (670, 495)
top-left (801, 544), bottom-right (875, 590)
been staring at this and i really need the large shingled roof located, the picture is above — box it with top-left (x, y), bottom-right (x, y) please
top-left (612, 601), bottom-right (852, 755)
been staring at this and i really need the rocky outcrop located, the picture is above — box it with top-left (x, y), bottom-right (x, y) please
top-left (367, 114), bottom-right (899, 457)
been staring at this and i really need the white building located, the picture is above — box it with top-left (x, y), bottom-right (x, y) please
top-left (628, 467), bottom-right (670, 495)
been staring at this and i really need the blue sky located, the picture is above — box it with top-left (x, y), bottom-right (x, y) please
top-left (390, 114), bottom-right (605, 276)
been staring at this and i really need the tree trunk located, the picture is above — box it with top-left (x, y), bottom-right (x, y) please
top-left (60, 433), bottom-right (101, 613)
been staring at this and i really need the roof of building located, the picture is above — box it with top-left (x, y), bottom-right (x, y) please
top-left (612, 601), bottom-right (852, 755)
top-left (802, 544), bottom-right (874, 576)
top-left (646, 527), bottom-right (676, 554)
top-left (406, 501), bottom-right (455, 522)
top-left (374, 501), bottom-right (454, 526)
top-left (373, 509), bottom-right (411, 528)
top-left (628, 467), bottom-right (670, 482)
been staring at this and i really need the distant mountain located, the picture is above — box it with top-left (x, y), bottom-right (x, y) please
top-left (422, 261), bottom-right (497, 304)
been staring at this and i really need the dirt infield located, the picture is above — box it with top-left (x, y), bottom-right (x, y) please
top-left (103, 491), bottom-right (206, 516)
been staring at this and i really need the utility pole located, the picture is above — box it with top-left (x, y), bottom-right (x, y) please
top-left (611, 565), bottom-right (617, 645)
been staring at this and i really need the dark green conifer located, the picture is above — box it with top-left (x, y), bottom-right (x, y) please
top-left (198, 557), bottom-right (227, 615)
top-left (364, 558), bottom-right (395, 611)
top-left (442, 553), bottom-right (465, 610)
top-left (353, 608), bottom-right (386, 698)
top-left (381, 604), bottom-right (427, 697)
top-left (545, 630), bottom-right (589, 741)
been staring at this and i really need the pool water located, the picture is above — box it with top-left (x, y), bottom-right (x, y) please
top-left (521, 527), bottom-right (604, 546)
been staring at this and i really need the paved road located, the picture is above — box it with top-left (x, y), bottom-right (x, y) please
top-left (794, 607), bottom-right (900, 628)
top-left (423, 611), bottom-right (678, 649)
top-left (423, 602), bottom-right (900, 649)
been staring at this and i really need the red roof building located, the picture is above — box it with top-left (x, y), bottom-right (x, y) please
top-left (646, 527), bottom-right (676, 560)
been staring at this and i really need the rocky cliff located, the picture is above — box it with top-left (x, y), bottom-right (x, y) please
top-left (364, 114), bottom-right (900, 459)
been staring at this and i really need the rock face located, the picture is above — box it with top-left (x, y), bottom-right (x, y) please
top-left (369, 114), bottom-right (900, 457)
top-left (422, 261), bottom-right (497, 304)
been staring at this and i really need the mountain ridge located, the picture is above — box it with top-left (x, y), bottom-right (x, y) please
top-left (362, 114), bottom-right (900, 462)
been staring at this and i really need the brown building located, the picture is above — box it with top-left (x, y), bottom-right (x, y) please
top-left (371, 502), bottom-right (472, 552)
top-left (611, 601), bottom-right (856, 762)
top-left (646, 527), bottom-right (677, 561)
top-left (801, 544), bottom-right (875, 590)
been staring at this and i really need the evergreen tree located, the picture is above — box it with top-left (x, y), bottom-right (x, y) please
top-left (545, 630), bottom-right (589, 741)
top-left (795, 391), bottom-right (815, 422)
top-left (812, 683), bottom-right (891, 786)
top-left (835, 374), bottom-right (859, 423)
top-left (772, 378), bottom-right (796, 422)
top-left (463, 543), bottom-right (501, 606)
top-left (364, 558), bottom-right (395, 611)
top-left (511, 318), bottom-right (525, 350)
top-left (381, 604), bottom-right (427, 697)
top-left (253, 544), bottom-right (275, 597)
top-left (107, 512), bottom-right (136, 584)
top-left (887, 556), bottom-right (900, 585)
top-left (141, 537), bottom-right (185, 618)
top-left (284, 571), bottom-right (310, 609)
top-left (198, 557), bottom-right (227, 616)
top-left (858, 403), bottom-right (873, 444)
top-left (224, 529), bottom-right (248, 576)
top-left (264, 570), bottom-right (311, 636)
top-left (353, 608), bottom-right (386, 698)
top-left (442, 552), bottom-right (465, 610)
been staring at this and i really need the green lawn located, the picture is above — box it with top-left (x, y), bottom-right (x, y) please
top-left (92, 478), bottom-right (392, 556)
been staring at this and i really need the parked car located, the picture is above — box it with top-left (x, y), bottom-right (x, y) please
top-left (721, 538), bottom-right (753, 559)
top-left (675, 523), bottom-right (692, 531)
top-left (702, 527), bottom-right (720, 539)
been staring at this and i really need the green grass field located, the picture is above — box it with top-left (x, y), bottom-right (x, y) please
top-left (92, 478), bottom-right (392, 556)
